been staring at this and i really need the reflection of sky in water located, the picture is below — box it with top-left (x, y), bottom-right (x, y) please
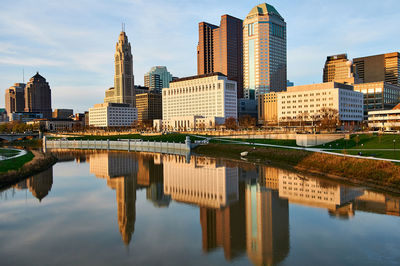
top-left (0, 152), bottom-right (399, 266)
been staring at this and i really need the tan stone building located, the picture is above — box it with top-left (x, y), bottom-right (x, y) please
top-left (258, 92), bottom-right (278, 124)
top-left (353, 52), bottom-right (399, 85)
top-left (136, 92), bottom-right (162, 125)
top-left (104, 30), bottom-right (135, 107)
top-left (24, 72), bottom-right (52, 118)
top-left (243, 3), bottom-right (286, 100)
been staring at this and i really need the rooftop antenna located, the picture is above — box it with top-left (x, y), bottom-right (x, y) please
top-left (22, 68), bottom-right (25, 83)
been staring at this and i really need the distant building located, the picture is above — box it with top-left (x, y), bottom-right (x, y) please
top-left (323, 54), bottom-right (359, 84)
top-left (5, 83), bottom-right (25, 119)
top-left (104, 30), bottom-right (135, 107)
top-left (144, 66), bottom-right (174, 93)
top-left (243, 3), bottom-right (287, 100)
top-left (52, 109), bottom-right (73, 119)
top-left (24, 72), bottom-right (52, 118)
top-left (136, 93), bottom-right (162, 124)
top-left (89, 102), bottom-right (137, 128)
top-left (10, 112), bottom-right (43, 123)
top-left (277, 82), bottom-right (363, 124)
top-left (134, 85), bottom-right (149, 95)
top-left (27, 118), bottom-right (82, 131)
top-left (0, 108), bottom-right (8, 122)
top-left (353, 82), bottom-right (400, 118)
top-left (287, 80), bottom-right (294, 87)
top-left (368, 103), bottom-right (400, 131)
top-left (258, 92), bottom-right (278, 124)
top-left (197, 15), bottom-right (243, 98)
top-left (238, 99), bottom-right (258, 118)
top-left (158, 73), bottom-right (237, 131)
top-left (353, 52), bottom-right (399, 85)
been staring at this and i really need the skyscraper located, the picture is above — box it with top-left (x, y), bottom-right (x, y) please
top-left (5, 83), bottom-right (25, 118)
top-left (353, 52), bottom-right (400, 85)
top-left (243, 3), bottom-right (287, 100)
top-left (104, 30), bottom-right (135, 107)
top-left (323, 54), bottom-right (359, 84)
top-left (197, 15), bottom-right (243, 98)
top-left (24, 72), bottom-right (52, 118)
top-left (144, 66), bottom-right (174, 93)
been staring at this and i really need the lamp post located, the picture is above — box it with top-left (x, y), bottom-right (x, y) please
top-left (394, 139), bottom-right (396, 154)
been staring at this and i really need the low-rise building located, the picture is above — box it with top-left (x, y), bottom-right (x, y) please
top-left (277, 82), bottom-right (363, 124)
top-left (10, 112), bottom-right (43, 123)
top-left (353, 82), bottom-right (400, 118)
top-left (258, 92), bottom-right (278, 124)
top-left (89, 103), bottom-right (137, 128)
top-left (158, 72), bottom-right (237, 131)
top-left (27, 118), bottom-right (83, 131)
top-left (368, 104), bottom-right (400, 131)
top-left (52, 109), bottom-right (73, 119)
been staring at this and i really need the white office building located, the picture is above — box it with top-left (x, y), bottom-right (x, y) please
top-left (159, 73), bottom-right (237, 130)
top-left (368, 104), bottom-right (400, 131)
top-left (277, 82), bottom-right (363, 123)
top-left (89, 103), bottom-right (138, 128)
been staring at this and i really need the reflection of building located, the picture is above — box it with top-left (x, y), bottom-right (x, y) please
top-left (245, 181), bottom-right (289, 265)
top-left (163, 155), bottom-right (239, 208)
top-left (200, 182), bottom-right (246, 260)
top-left (354, 190), bottom-right (400, 217)
top-left (278, 171), bottom-right (363, 215)
top-left (13, 167), bottom-right (54, 202)
top-left (89, 152), bottom-right (138, 245)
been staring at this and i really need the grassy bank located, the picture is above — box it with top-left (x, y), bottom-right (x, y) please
top-left (194, 144), bottom-right (400, 193)
top-left (63, 133), bottom-right (202, 143)
top-left (210, 138), bottom-right (298, 147)
top-left (0, 148), bottom-right (20, 158)
top-left (0, 151), bottom-right (34, 172)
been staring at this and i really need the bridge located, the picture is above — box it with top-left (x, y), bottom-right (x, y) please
top-left (0, 133), bottom-right (40, 142)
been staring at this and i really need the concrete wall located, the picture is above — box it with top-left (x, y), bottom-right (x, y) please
top-left (296, 134), bottom-right (345, 147)
top-left (44, 138), bottom-right (191, 156)
top-left (223, 133), bottom-right (297, 140)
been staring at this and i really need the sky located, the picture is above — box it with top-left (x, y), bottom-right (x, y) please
top-left (0, 0), bottom-right (398, 113)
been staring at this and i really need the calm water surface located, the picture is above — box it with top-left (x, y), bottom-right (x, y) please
top-left (0, 150), bottom-right (399, 266)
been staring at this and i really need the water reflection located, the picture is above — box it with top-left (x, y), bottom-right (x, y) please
top-left (1, 150), bottom-right (399, 265)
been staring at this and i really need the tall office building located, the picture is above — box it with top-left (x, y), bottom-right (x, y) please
top-left (323, 54), bottom-right (359, 84)
top-left (144, 66), bottom-right (174, 93)
top-left (5, 83), bottom-right (25, 118)
top-left (136, 92), bottom-right (162, 124)
top-left (104, 30), bottom-right (135, 107)
top-left (24, 72), bottom-right (52, 118)
top-left (353, 52), bottom-right (400, 85)
top-left (197, 15), bottom-right (243, 98)
top-left (243, 3), bottom-right (287, 100)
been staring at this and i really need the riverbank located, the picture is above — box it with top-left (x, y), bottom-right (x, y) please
top-left (0, 150), bottom-right (57, 189)
top-left (194, 144), bottom-right (400, 194)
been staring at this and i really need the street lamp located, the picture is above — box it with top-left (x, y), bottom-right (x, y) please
top-left (394, 139), bottom-right (396, 154)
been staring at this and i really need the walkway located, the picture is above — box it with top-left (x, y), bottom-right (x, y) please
top-left (192, 135), bottom-right (400, 163)
top-left (0, 148), bottom-right (28, 161)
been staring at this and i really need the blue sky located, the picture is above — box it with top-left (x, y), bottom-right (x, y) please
top-left (0, 0), bottom-right (398, 113)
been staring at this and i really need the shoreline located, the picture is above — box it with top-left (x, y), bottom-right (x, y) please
top-left (0, 150), bottom-right (58, 190)
top-left (193, 144), bottom-right (400, 195)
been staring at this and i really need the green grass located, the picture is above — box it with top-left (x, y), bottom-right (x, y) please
top-left (66, 133), bottom-right (202, 143)
top-left (223, 138), bottom-right (299, 147)
top-left (0, 148), bottom-right (20, 158)
top-left (315, 133), bottom-right (400, 150)
top-left (0, 151), bottom-right (34, 173)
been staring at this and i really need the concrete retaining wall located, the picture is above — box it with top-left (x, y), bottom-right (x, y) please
top-left (223, 133), bottom-right (297, 140)
top-left (296, 134), bottom-right (345, 147)
top-left (44, 138), bottom-right (191, 156)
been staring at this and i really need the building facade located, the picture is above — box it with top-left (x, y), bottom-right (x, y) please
top-left (144, 66), bottom-right (174, 93)
top-left (323, 54), bottom-right (359, 84)
top-left (89, 102), bottom-right (137, 128)
top-left (243, 3), bottom-right (287, 100)
top-left (10, 112), bottom-right (43, 123)
top-left (277, 82), bottom-right (363, 123)
top-left (368, 104), bottom-right (400, 131)
top-left (353, 82), bottom-right (400, 117)
top-left (24, 72), bottom-right (52, 118)
top-left (160, 73), bottom-right (237, 130)
top-left (353, 52), bottom-right (399, 85)
top-left (197, 15), bottom-right (243, 98)
top-left (258, 92), bottom-right (278, 124)
top-left (136, 92), bottom-right (162, 124)
top-left (104, 31), bottom-right (135, 107)
top-left (5, 83), bottom-right (25, 119)
top-left (52, 109), bottom-right (73, 119)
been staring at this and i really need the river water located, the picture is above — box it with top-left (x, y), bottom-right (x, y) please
top-left (0, 150), bottom-right (399, 266)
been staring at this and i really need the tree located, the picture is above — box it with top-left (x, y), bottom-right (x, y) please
top-left (224, 117), bottom-right (237, 130)
top-left (319, 107), bottom-right (339, 132)
top-left (239, 115), bottom-right (256, 129)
